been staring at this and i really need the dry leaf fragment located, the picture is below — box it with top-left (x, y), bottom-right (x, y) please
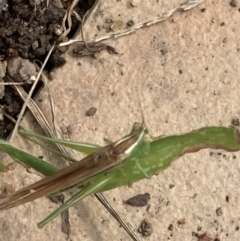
top-left (110, 20), bottom-right (124, 32)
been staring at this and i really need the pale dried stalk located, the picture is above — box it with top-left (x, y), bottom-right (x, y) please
top-left (0, 82), bottom-right (27, 85)
top-left (59, 0), bottom-right (100, 42)
top-left (8, 45), bottom-right (55, 142)
top-left (59, 0), bottom-right (80, 42)
top-left (60, 0), bottom-right (205, 47)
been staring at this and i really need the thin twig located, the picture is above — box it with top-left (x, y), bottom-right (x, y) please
top-left (1, 107), bottom-right (17, 124)
top-left (35, 66), bottom-right (57, 134)
top-left (0, 82), bottom-right (27, 85)
top-left (80, 10), bottom-right (90, 48)
top-left (9, 44), bottom-right (55, 142)
top-left (60, 0), bottom-right (204, 47)
top-left (95, 193), bottom-right (142, 241)
top-left (58, 0), bottom-right (80, 42)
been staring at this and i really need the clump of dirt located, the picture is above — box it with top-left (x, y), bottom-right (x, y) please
top-left (0, 0), bottom-right (65, 61)
top-left (0, 0), bottom-right (95, 68)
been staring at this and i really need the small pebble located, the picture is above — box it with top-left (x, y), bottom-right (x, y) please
top-left (7, 57), bottom-right (37, 83)
top-left (216, 207), bottom-right (223, 216)
top-left (124, 193), bottom-right (150, 207)
top-left (138, 219), bottom-right (153, 237)
top-left (85, 107), bottom-right (97, 117)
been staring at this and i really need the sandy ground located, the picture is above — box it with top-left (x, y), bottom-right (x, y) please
top-left (1, 0), bottom-right (240, 240)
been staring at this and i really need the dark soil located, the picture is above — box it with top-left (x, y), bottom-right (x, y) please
top-left (0, 86), bottom-right (22, 138)
top-left (0, 1), bottom-right (65, 60)
top-left (0, 0), bottom-right (96, 139)
top-left (0, 0), bottom-right (95, 68)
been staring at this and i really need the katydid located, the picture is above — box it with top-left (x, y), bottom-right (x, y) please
top-left (0, 125), bottom-right (240, 228)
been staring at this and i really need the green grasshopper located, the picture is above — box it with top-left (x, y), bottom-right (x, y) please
top-left (0, 124), bottom-right (240, 229)
top-left (0, 123), bottom-right (147, 206)
top-left (0, 122), bottom-right (148, 225)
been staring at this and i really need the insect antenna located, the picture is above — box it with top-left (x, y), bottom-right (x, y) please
top-left (137, 82), bottom-right (164, 142)
top-left (137, 82), bottom-right (147, 129)
top-left (136, 83), bottom-right (151, 178)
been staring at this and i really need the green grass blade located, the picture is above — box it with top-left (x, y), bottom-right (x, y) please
top-left (19, 129), bottom-right (101, 155)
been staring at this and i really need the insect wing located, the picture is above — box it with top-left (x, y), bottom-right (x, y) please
top-left (0, 145), bottom-right (116, 210)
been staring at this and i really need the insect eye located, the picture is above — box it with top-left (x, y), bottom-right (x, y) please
top-left (94, 153), bottom-right (107, 162)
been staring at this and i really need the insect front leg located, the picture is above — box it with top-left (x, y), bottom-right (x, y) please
top-left (126, 156), bottom-right (150, 188)
top-left (135, 160), bottom-right (150, 179)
